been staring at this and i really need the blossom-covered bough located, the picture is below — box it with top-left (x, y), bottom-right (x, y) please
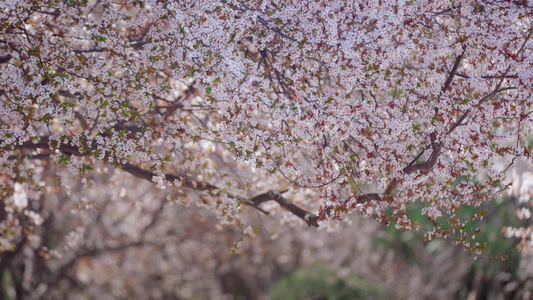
top-left (1, 0), bottom-right (533, 259)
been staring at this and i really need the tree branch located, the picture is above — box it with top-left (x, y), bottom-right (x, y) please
top-left (3, 136), bottom-right (319, 227)
top-left (442, 44), bottom-right (467, 92)
top-left (403, 133), bottom-right (441, 174)
top-left (247, 190), bottom-right (319, 227)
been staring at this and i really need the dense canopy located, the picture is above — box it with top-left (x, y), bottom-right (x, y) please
top-left (1, 0), bottom-right (533, 278)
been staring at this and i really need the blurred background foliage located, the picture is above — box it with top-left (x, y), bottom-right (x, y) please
top-left (268, 194), bottom-right (531, 300)
top-left (1, 175), bottom-right (532, 300)
top-left (270, 265), bottom-right (386, 300)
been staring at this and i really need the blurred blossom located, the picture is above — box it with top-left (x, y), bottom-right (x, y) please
top-left (13, 182), bottom-right (28, 211)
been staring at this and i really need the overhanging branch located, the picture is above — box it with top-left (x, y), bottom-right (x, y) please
top-left (3, 136), bottom-right (319, 227)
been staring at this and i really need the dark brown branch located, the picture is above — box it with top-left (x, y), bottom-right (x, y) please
top-left (478, 87), bottom-right (517, 105)
top-left (403, 133), bottom-right (441, 174)
top-left (455, 73), bottom-right (518, 79)
top-left (442, 44), bottom-right (467, 92)
top-left (9, 136), bottom-right (85, 156)
top-left (384, 179), bottom-right (399, 197)
top-left (71, 48), bottom-right (106, 53)
top-left (355, 193), bottom-right (381, 204)
top-left (447, 109), bottom-right (471, 134)
top-left (248, 191), bottom-right (319, 227)
top-left (4, 136), bottom-right (215, 191)
top-left (0, 54), bottom-right (12, 63)
top-left (404, 145), bottom-right (428, 170)
top-left (118, 162), bottom-right (219, 191)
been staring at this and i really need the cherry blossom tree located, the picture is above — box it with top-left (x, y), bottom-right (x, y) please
top-left (2, 0), bottom-right (533, 288)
